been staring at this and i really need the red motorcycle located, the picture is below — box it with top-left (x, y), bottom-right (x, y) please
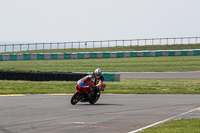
top-left (71, 76), bottom-right (105, 105)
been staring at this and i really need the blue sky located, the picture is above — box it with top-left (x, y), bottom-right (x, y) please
top-left (0, 0), bottom-right (200, 43)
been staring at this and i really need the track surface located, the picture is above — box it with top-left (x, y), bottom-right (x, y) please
top-left (119, 72), bottom-right (200, 79)
top-left (0, 94), bottom-right (199, 133)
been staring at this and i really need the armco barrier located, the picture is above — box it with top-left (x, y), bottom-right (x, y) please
top-left (37, 53), bottom-right (44, 60)
top-left (0, 71), bottom-right (87, 81)
top-left (3, 54), bottom-right (10, 61)
top-left (23, 53), bottom-right (31, 60)
top-left (64, 53), bottom-right (71, 59)
top-left (44, 53), bottom-right (51, 60)
top-left (0, 49), bottom-right (199, 61)
top-left (103, 52), bottom-right (110, 58)
top-left (194, 49), bottom-right (200, 55)
top-left (17, 54), bottom-right (23, 60)
top-left (90, 52), bottom-right (97, 58)
top-left (187, 50), bottom-right (194, 56)
top-left (0, 54), bottom-right (3, 61)
top-left (78, 53), bottom-right (84, 59)
top-left (124, 51), bottom-right (130, 57)
top-left (57, 53), bottom-right (64, 60)
top-left (110, 52), bottom-right (117, 58)
top-left (57, 53), bottom-right (64, 59)
top-left (31, 53), bottom-right (37, 60)
top-left (117, 52), bottom-right (124, 58)
top-left (10, 54), bottom-right (17, 60)
top-left (87, 72), bottom-right (120, 82)
top-left (84, 52), bottom-right (90, 59)
top-left (97, 52), bottom-right (103, 58)
top-left (130, 51), bottom-right (137, 57)
top-left (51, 53), bottom-right (57, 60)
top-left (71, 53), bottom-right (78, 59)
top-left (181, 50), bottom-right (187, 56)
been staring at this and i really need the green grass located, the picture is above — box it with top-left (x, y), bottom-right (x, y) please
top-left (2, 44), bottom-right (200, 54)
top-left (0, 56), bottom-right (200, 72)
top-left (141, 119), bottom-right (200, 133)
top-left (0, 79), bottom-right (199, 94)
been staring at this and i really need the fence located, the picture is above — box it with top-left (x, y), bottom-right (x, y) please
top-left (0, 37), bottom-right (200, 53)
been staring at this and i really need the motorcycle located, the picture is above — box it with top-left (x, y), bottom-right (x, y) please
top-left (71, 76), bottom-right (105, 105)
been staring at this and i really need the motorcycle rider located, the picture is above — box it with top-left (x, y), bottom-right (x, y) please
top-left (88, 68), bottom-right (105, 93)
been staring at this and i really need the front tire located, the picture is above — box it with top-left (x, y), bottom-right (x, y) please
top-left (89, 91), bottom-right (100, 104)
top-left (71, 92), bottom-right (81, 105)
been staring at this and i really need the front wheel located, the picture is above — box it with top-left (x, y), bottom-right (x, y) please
top-left (89, 91), bottom-right (100, 104)
top-left (71, 92), bottom-right (81, 105)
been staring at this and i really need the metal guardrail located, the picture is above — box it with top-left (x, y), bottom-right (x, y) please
top-left (0, 37), bottom-right (199, 53)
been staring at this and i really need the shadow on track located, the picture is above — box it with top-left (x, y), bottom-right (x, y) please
top-left (77, 103), bottom-right (123, 106)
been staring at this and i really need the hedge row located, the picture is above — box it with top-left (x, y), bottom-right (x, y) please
top-left (0, 71), bottom-right (87, 81)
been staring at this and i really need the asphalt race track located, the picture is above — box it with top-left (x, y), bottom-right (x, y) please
top-left (0, 94), bottom-right (199, 133)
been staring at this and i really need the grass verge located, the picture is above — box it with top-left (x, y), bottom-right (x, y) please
top-left (0, 56), bottom-right (200, 72)
top-left (0, 79), bottom-right (200, 94)
top-left (141, 119), bottom-right (200, 133)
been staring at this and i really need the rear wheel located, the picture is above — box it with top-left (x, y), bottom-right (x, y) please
top-left (71, 92), bottom-right (81, 105)
top-left (89, 91), bottom-right (100, 104)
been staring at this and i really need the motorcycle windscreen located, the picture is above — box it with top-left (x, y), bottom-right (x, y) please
top-left (78, 82), bottom-right (90, 88)
top-left (79, 77), bottom-right (93, 85)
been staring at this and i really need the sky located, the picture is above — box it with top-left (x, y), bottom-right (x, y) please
top-left (0, 0), bottom-right (200, 43)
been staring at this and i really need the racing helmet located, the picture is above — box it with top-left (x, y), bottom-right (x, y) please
top-left (94, 68), bottom-right (102, 78)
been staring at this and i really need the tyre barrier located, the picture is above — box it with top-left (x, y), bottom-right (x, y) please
top-left (0, 71), bottom-right (87, 81)
top-left (0, 49), bottom-right (199, 61)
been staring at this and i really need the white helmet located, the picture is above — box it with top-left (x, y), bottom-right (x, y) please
top-left (94, 68), bottom-right (102, 78)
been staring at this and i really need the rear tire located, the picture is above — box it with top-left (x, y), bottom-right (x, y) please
top-left (89, 91), bottom-right (100, 104)
top-left (71, 92), bottom-right (81, 105)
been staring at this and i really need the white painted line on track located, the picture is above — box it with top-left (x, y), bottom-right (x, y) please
top-left (60, 122), bottom-right (86, 124)
top-left (128, 107), bottom-right (200, 133)
top-left (49, 94), bottom-right (73, 95)
top-left (69, 109), bottom-right (85, 111)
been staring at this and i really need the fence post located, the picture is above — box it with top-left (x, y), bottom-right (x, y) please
top-left (160, 38), bottom-right (162, 45)
top-left (101, 41), bottom-right (102, 48)
top-left (167, 38), bottom-right (168, 45)
top-left (5, 45), bottom-right (6, 52)
top-left (196, 37), bottom-right (198, 44)
top-left (28, 44), bottom-right (29, 52)
top-left (181, 38), bottom-right (183, 44)
top-left (123, 40), bottom-right (124, 46)
top-left (43, 43), bottom-right (45, 51)
top-left (152, 39), bottom-right (154, 45)
top-left (64, 42), bottom-right (66, 49)
top-left (85, 42), bottom-right (87, 48)
top-left (108, 41), bottom-right (110, 47)
top-left (12, 44), bottom-right (14, 52)
top-left (36, 43), bottom-right (37, 51)
top-left (116, 40), bottom-right (117, 47)
top-left (130, 40), bottom-right (132, 46)
top-left (137, 39), bottom-right (139, 46)
top-left (174, 38), bottom-right (176, 44)
top-left (72, 42), bottom-right (73, 49)
top-left (188, 37), bottom-right (190, 44)
top-left (145, 39), bottom-right (147, 45)
top-left (20, 44), bottom-right (22, 52)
